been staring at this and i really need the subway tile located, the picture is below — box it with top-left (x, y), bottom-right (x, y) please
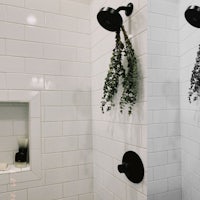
top-left (148, 179), bottom-right (168, 195)
top-left (0, 152), bottom-right (13, 164)
top-left (0, 39), bottom-right (6, 54)
top-left (0, 5), bottom-right (6, 20)
top-left (148, 152), bottom-right (167, 167)
top-left (79, 135), bottom-right (92, 149)
top-left (150, 0), bottom-right (178, 17)
top-left (63, 121), bottom-right (91, 135)
top-left (42, 121), bottom-right (62, 137)
top-left (25, 0), bottom-right (59, 13)
top-left (149, 13), bottom-right (166, 28)
top-left (13, 120), bottom-right (27, 136)
top-left (60, 0), bottom-right (90, 19)
top-left (45, 76), bottom-right (91, 91)
top-left (0, 73), bottom-right (6, 89)
top-left (166, 163), bottom-right (181, 177)
top-left (150, 27), bottom-right (166, 42)
top-left (62, 91), bottom-right (91, 106)
top-left (60, 61), bottom-right (90, 77)
top-left (1, 0), bottom-right (24, 7)
top-left (28, 184), bottom-right (62, 200)
top-left (102, 172), bottom-right (126, 200)
top-left (76, 106), bottom-right (91, 120)
top-left (77, 19), bottom-right (90, 34)
top-left (25, 26), bottom-right (60, 44)
top-left (77, 48), bottom-right (90, 62)
top-left (61, 31), bottom-right (90, 48)
top-left (0, 184), bottom-right (7, 193)
top-left (42, 153), bottom-right (62, 169)
top-left (78, 179), bottom-right (93, 194)
top-left (44, 136), bottom-right (78, 153)
top-left (6, 74), bottom-right (44, 90)
top-left (6, 40), bottom-right (43, 58)
top-left (45, 167), bottom-right (78, 184)
top-left (41, 91), bottom-right (62, 106)
top-left (62, 197), bottom-right (78, 200)
top-left (63, 181), bottom-right (78, 197)
top-left (168, 176), bottom-right (181, 191)
top-left (79, 164), bottom-right (93, 179)
top-left (63, 151), bottom-right (79, 166)
top-left (0, 21), bottom-right (24, 40)
top-left (154, 190), bottom-right (181, 200)
top-left (44, 44), bottom-right (77, 61)
top-left (168, 150), bottom-right (181, 163)
top-left (45, 13), bottom-right (77, 31)
top-left (166, 16), bottom-right (179, 30)
top-left (148, 124), bottom-right (167, 138)
top-left (79, 193), bottom-right (93, 200)
top-left (148, 41), bottom-right (166, 55)
top-left (0, 137), bottom-right (17, 151)
top-left (44, 106), bottom-right (76, 121)
top-left (79, 150), bottom-right (92, 164)
top-left (25, 58), bottom-right (60, 75)
top-left (0, 190), bottom-right (27, 200)
top-left (0, 56), bottom-right (24, 72)
top-left (5, 6), bottom-right (45, 26)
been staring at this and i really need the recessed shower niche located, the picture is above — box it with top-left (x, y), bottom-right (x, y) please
top-left (0, 91), bottom-right (41, 183)
top-left (0, 102), bottom-right (29, 172)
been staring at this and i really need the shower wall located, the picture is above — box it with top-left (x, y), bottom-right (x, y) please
top-left (179, 1), bottom-right (200, 199)
top-left (90, 0), bottom-right (147, 200)
top-left (147, 0), bottom-right (181, 199)
top-left (0, 1), bottom-right (92, 200)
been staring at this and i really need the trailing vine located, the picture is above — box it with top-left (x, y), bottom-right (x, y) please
top-left (101, 31), bottom-right (125, 113)
top-left (189, 45), bottom-right (200, 103)
top-left (101, 26), bottom-right (139, 115)
top-left (120, 26), bottom-right (138, 115)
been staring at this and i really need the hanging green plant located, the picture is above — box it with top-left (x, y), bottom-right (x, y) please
top-left (120, 25), bottom-right (138, 115)
top-left (101, 26), bottom-right (138, 115)
top-left (101, 31), bottom-right (125, 113)
top-left (189, 45), bottom-right (200, 103)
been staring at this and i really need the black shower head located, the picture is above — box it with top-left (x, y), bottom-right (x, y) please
top-left (97, 3), bottom-right (133, 32)
top-left (185, 5), bottom-right (200, 28)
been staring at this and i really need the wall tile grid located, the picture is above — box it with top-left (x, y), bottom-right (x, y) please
top-left (147, 0), bottom-right (181, 200)
top-left (0, 0), bottom-right (92, 200)
top-left (179, 0), bottom-right (200, 200)
top-left (91, 0), bottom-right (147, 200)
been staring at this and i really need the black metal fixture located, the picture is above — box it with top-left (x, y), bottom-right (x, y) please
top-left (118, 151), bottom-right (144, 184)
top-left (97, 3), bottom-right (134, 32)
top-left (185, 5), bottom-right (200, 28)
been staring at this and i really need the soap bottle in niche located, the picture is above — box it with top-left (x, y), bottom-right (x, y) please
top-left (15, 137), bottom-right (28, 168)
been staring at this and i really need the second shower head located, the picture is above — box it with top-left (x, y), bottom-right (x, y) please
top-left (97, 3), bottom-right (133, 32)
top-left (185, 5), bottom-right (200, 28)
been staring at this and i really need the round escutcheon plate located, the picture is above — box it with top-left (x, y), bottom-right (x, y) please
top-left (118, 151), bottom-right (144, 183)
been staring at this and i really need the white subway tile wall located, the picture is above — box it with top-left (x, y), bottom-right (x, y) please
top-left (2, 0), bottom-right (199, 200)
top-left (91, 0), bottom-right (147, 200)
top-left (148, 0), bottom-right (181, 199)
top-left (0, 1), bottom-right (92, 200)
top-left (180, 0), bottom-right (200, 200)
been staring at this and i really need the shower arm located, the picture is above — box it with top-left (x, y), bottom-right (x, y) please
top-left (116, 6), bottom-right (127, 12)
top-left (116, 3), bottom-right (133, 16)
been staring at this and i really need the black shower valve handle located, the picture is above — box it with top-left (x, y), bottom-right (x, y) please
top-left (118, 162), bottom-right (128, 173)
top-left (117, 151), bottom-right (144, 184)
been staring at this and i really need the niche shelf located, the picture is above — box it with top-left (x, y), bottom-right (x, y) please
top-left (0, 90), bottom-right (41, 183)
top-left (0, 164), bottom-right (30, 175)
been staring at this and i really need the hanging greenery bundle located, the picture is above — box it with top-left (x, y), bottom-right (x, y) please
top-left (189, 45), bottom-right (200, 103)
top-left (120, 26), bottom-right (138, 115)
top-left (101, 31), bottom-right (125, 113)
top-left (101, 26), bottom-right (138, 115)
